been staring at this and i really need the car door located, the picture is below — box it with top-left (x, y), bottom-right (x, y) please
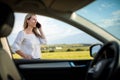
top-left (14, 59), bottom-right (91, 80)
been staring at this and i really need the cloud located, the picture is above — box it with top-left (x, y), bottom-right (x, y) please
top-left (99, 10), bottom-right (120, 28)
top-left (101, 3), bottom-right (114, 8)
top-left (112, 10), bottom-right (120, 18)
top-left (78, 9), bottom-right (88, 14)
top-left (37, 15), bottom-right (83, 41)
top-left (101, 10), bottom-right (120, 27)
top-left (98, 2), bottom-right (114, 11)
top-left (44, 22), bottom-right (83, 41)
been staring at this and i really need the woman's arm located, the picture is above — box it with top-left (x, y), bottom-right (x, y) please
top-left (38, 27), bottom-right (46, 39)
top-left (12, 31), bottom-right (32, 59)
top-left (16, 50), bottom-right (32, 59)
top-left (38, 27), bottom-right (47, 44)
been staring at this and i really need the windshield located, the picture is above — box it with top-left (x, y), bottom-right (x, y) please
top-left (76, 0), bottom-right (120, 40)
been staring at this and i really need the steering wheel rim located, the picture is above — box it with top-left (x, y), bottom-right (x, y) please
top-left (86, 41), bottom-right (119, 80)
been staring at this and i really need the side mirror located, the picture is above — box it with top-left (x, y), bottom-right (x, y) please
top-left (90, 44), bottom-right (102, 58)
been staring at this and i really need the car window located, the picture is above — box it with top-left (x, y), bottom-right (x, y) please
top-left (7, 12), bottom-right (102, 60)
top-left (76, 0), bottom-right (120, 40)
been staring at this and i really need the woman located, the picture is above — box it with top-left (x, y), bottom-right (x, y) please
top-left (12, 13), bottom-right (47, 59)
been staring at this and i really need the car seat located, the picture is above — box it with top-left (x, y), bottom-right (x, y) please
top-left (0, 2), bottom-right (22, 80)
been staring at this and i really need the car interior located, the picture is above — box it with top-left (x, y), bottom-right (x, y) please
top-left (0, 2), bottom-right (22, 80)
top-left (0, 1), bottom-right (93, 80)
top-left (0, 0), bottom-right (120, 80)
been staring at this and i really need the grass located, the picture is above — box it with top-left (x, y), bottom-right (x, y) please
top-left (13, 51), bottom-right (93, 60)
top-left (42, 51), bottom-right (92, 60)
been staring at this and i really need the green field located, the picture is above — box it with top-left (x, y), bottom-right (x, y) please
top-left (12, 43), bottom-right (93, 60)
top-left (13, 51), bottom-right (93, 60)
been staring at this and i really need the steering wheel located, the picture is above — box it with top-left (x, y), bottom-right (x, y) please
top-left (86, 41), bottom-right (119, 80)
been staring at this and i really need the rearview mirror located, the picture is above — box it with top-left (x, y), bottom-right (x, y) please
top-left (90, 44), bottom-right (102, 58)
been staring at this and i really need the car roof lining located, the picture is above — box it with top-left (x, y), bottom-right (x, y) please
top-left (1, 0), bottom-right (94, 13)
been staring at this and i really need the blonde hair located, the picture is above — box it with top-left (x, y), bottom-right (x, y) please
top-left (23, 13), bottom-right (41, 37)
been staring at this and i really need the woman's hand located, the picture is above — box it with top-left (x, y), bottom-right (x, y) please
top-left (23, 54), bottom-right (33, 59)
top-left (16, 50), bottom-right (33, 59)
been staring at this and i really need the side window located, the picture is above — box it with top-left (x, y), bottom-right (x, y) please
top-left (7, 12), bottom-right (101, 60)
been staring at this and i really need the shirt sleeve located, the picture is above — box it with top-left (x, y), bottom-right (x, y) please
top-left (12, 31), bottom-right (24, 53)
top-left (39, 38), bottom-right (47, 45)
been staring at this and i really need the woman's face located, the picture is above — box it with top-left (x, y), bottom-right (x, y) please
top-left (27, 15), bottom-right (37, 28)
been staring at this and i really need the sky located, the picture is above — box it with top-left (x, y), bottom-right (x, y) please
top-left (7, 0), bottom-right (120, 45)
top-left (76, 0), bottom-right (120, 39)
top-left (76, 0), bottom-right (120, 27)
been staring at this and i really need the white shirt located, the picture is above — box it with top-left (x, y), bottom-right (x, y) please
top-left (12, 31), bottom-right (46, 59)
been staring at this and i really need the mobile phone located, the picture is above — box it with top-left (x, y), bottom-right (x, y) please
top-left (36, 22), bottom-right (41, 28)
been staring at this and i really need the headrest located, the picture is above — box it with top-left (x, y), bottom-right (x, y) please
top-left (0, 2), bottom-right (15, 37)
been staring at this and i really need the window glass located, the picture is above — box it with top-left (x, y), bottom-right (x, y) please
top-left (8, 12), bottom-right (101, 60)
top-left (76, 0), bottom-right (120, 40)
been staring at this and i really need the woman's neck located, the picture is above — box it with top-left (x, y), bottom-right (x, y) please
top-left (25, 26), bottom-right (33, 34)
